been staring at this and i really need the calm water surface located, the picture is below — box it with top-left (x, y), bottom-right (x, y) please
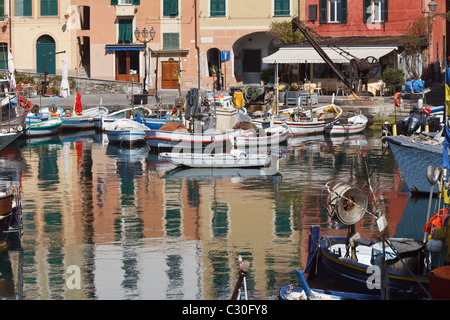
top-left (0, 129), bottom-right (429, 300)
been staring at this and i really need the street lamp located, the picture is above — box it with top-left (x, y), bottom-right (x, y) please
top-left (135, 26), bottom-right (156, 94)
top-left (428, 0), bottom-right (437, 13)
top-left (423, 1), bottom-right (438, 82)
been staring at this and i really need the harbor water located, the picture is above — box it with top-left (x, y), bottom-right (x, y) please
top-left (0, 129), bottom-right (430, 300)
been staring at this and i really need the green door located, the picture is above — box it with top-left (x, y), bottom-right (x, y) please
top-left (36, 35), bottom-right (56, 74)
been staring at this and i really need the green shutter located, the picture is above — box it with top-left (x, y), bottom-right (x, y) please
top-left (384, 0), bottom-right (388, 22)
top-left (163, 0), bottom-right (178, 16)
top-left (118, 19), bottom-right (132, 44)
top-left (24, 0), bottom-right (32, 16)
top-left (319, 0), bottom-right (327, 23)
top-left (41, 0), bottom-right (48, 15)
top-left (0, 0), bottom-right (4, 20)
top-left (363, 0), bottom-right (371, 23)
top-left (163, 33), bottom-right (179, 49)
top-left (111, 0), bottom-right (118, 5)
top-left (132, 0), bottom-right (140, 4)
top-left (274, 0), bottom-right (289, 16)
top-left (210, 0), bottom-right (225, 16)
top-left (341, 0), bottom-right (347, 23)
top-left (41, 0), bottom-right (57, 16)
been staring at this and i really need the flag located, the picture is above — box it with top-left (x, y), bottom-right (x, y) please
top-left (443, 62), bottom-right (450, 169)
top-left (446, 61), bottom-right (450, 115)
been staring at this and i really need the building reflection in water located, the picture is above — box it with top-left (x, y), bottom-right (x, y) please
top-left (0, 131), bottom-right (413, 299)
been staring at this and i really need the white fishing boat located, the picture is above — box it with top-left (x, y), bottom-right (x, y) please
top-left (324, 114), bottom-right (368, 135)
top-left (263, 105), bottom-right (342, 135)
top-left (25, 117), bottom-right (63, 137)
top-left (229, 124), bottom-right (289, 147)
top-left (145, 121), bottom-right (229, 149)
top-left (61, 114), bottom-right (95, 130)
top-left (105, 118), bottom-right (148, 145)
top-left (160, 149), bottom-right (271, 168)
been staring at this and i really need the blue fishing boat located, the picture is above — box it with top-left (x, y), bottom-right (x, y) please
top-left (383, 135), bottom-right (442, 195)
top-left (304, 225), bottom-right (431, 298)
top-left (279, 269), bottom-right (380, 300)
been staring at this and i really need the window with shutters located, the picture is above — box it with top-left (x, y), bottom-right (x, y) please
top-left (210, 0), bottom-right (225, 17)
top-left (0, 0), bottom-right (4, 20)
top-left (163, 33), bottom-right (179, 50)
top-left (364, 0), bottom-right (388, 23)
top-left (163, 0), bottom-right (178, 17)
top-left (320, 0), bottom-right (347, 23)
top-left (329, 0), bottom-right (341, 22)
top-left (15, 0), bottom-right (32, 17)
top-left (0, 43), bottom-right (6, 70)
top-left (274, 0), bottom-right (290, 16)
top-left (308, 5), bottom-right (317, 21)
top-left (118, 19), bottom-right (133, 44)
top-left (40, 0), bottom-right (57, 16)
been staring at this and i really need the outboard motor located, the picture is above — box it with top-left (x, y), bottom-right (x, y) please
top-left (406, 106), bottom-right (423, 135)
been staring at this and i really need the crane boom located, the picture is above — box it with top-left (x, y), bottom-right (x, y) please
top-left (291, 18), bottom-right (350, 88)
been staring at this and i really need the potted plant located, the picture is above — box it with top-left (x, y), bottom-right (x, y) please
top-left (382, 68), bottom-right (405, 94)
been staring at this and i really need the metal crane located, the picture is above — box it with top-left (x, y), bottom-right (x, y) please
top-left (291, 17), bottom-right (380, 94)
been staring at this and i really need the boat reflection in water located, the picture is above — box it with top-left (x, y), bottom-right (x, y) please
top-left (0, 130), bottom-right (423, 300)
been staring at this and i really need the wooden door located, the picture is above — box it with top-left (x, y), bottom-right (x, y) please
top-left (116, 51), bottom-right (139, 83)
top-left (161, 61), bottom-right (179, 89)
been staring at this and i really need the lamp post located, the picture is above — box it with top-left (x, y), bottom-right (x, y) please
top-left (425, 1), bottom-right (437, 82)
top-left (135, 26), bottom-right (156, 94)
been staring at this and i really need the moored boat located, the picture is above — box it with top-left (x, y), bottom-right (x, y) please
top-left (0, 185), bottom-right (23, 250)
top-left (0, 94), bottom-right (32, 150)
top-left (145, 121), bottom-right (229, 150)
top-left (160, 149), bottom-right (272, 168)
top-left (267, 104), bottom-right (342, 135)
top-left (279, 269), bottom-right (380, 300)
top-left (305, 225), bottom-right (432, 298)
top-left (25, 117), bottom-right (63, 137)
top-left (324, 114), bottom-right (368, 135)
top-left (105, 118), bottom-right (148, 145)
top-left (383, 134), bottom-right (443, 195)
top-left (229, 124), bottom-right (289, 148)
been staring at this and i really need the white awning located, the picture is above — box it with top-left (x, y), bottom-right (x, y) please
top-left (262, 46), bottom-right (397, 64)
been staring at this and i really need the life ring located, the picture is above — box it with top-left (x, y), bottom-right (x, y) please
top-left (394, 93), bottom-right (402, 108)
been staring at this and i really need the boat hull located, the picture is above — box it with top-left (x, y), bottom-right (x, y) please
top-left (306, 226), bottom-right (429, 297)
top-left (324, 114), bottom-right (368, 135)
top-left (106, 130), bottom-right (147, 144)
top-left (0, 132), bottom-right (22, 150)
top-left (25, 118), bottom-right (62, 137)
top-left (279, 286), bottom-right (380, 300)
top-left (384, 135), bottom-right (442, 194)
top-left (160, 152), bottom-right (271, 168)
top-left (324, 122), bottom-right (367, 135)
top-left (231, 125), bottom-right (289, 147)
top-left (62, 116), bottom-right (95, 130)
top-left (145, 130), bottom-right (230, 149)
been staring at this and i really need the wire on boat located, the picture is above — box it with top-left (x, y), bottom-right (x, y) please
top-left (384, 239), bottom-right (433, 299)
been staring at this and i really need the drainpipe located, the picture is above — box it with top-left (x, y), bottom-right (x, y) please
top-left (195, 0), bottom-right (200, 89)
top-left (9, 0), bottom-right (11, 53)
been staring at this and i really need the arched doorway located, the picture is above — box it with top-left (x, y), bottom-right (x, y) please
top-left (207, 48), bottom-right (221, 89)
top-left (36, 35), bottom-right (56, 74)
